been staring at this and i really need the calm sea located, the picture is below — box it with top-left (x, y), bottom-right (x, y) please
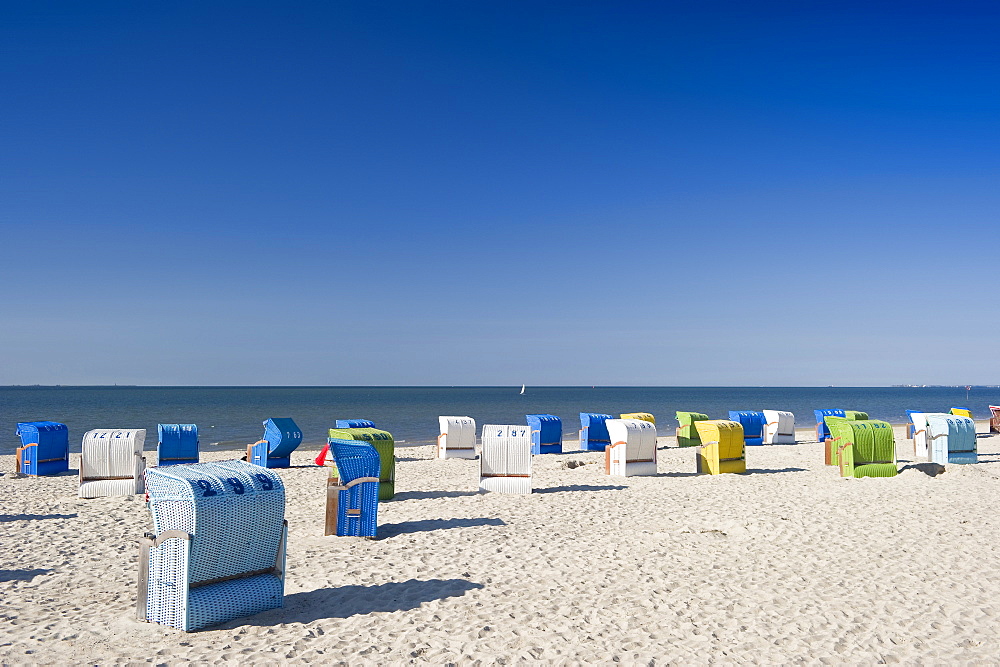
top-left (2, 385), bottom-right (997, 455)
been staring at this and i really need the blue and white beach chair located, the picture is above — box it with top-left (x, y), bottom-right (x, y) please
top-left (247, 418), bottom-right (302, 468)
top-left (15, 421), bottom-right (70, 476)
top-left (925, 414), bottom-right (977, 465)
top-left (138, 460), bottom-right (286, 631)
top-left (335, 419), bottom-right (376, 428)
top-left (157, 424), bottom-right (199, 466)
top-left (728, 411), bottom-right (766, 446)
top-left (324, 439), bottom-right (380, 537)
top-left (526, 414), bottom-right (562, 454)
top-left (79, 429), bottom-right (147, 498)
top-left (579, 413), bottom-right (613, 451)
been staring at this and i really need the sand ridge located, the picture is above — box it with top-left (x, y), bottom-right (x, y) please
top-left (3, 425), bottom-right (1000, 663)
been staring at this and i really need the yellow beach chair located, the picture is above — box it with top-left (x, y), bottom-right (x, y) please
top-left (693, 420), bottom-right (746, 475)
top-left (620, 412), bottom-right (655, 424)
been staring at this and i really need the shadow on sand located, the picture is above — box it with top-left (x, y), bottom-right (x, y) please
top-left (0, 513), bottom-right (77, 522)
top-left (0, 569), bottom-right (53, 583)
top-left (378, 517), bottom-right (506, 539)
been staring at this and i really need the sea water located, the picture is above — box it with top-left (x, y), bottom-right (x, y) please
top-left (2, 385), bottom-right (997, 455)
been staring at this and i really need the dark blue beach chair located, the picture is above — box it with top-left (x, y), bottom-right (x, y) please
top-left (248, 418), bottom-right (302, 468)
top-left (526, 414), bottom-right (562, 454)
top-left (728, 411), bottom-right (766, 446)
top-left (157, 424), bottom-right (199, 466)
top-left (579, 413), bottom-right (613, 451)
top-left (15, 421), bottom-right (70, 476)
top-left (325, 439), bottom-right (380, 538)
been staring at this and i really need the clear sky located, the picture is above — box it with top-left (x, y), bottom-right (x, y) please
top-left (2, 1), bottom-right (998, 386)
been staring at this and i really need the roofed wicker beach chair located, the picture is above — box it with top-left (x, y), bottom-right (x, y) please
top-left (15, 421), bottom-right (69, 476)
top-left (814, 409), bottom-right (845, 444)
top-left (327, 427), bottom-right (395, 500)
top-left (324, 439), bottom-right (380, 537)
top-left (908, 411), bottom-right (945, 458)
top-left (480, 424), bottom-right (532, 494)
top-left (335, 419), bottom-right (376, 428)
top-left (157, 424), bottom-right (199, 466)
top-left (138, 460), bottom-right (286, 631)
top-left (79, 429), bottom-right (146, 498)
top-left (926, 414), bottom-right (977, 465)
top-left (693, 420), bottom-right (746, 475)
top-left (829, 419), bottom-right (897, 478)
top-left (526, 414), bottom-right (562, 454)
top-left (728, 411), bottom-right (766, 446)
top-left (675, 412), bottom-right (709, 447)
top-left (437, 416), bottom-right (477, 459)
top-left (247, 418), bottom-right (302, 469)
top-left (620, 412), bottom-right (655, 424)
top-left (605, 418), bottom-right (657, 476)
top-left (762, 410), bottom-right (796, 445)
top-left (579, 413), bottom-right (613, 451)
top-left (991, 406), bottom-right (1000, 434)
top-left (950, 407), bottom-right (973, 418)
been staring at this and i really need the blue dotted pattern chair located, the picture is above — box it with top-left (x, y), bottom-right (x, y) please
top-left (526, 414), bottom-right (562, 454)
top-left (157, 424), bottom-right (199, 466)
top-left (728, 411), bottom-right (766, 447)
top-left (15, 421), bottom-right (70, 476)
top-left (579, 413), bottom-right (613, 451)
top-left (248, 418), bottom-right (302, 468)
top-left (325, 439), bottom-right (380, 538)
top-left (138, 460), bottom-right (286, 632)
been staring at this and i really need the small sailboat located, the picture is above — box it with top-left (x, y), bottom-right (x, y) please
top-left (519, 384), bottom-right (525, 395)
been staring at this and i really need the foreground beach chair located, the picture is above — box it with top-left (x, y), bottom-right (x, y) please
top-left (138, 460), bottom-right (286, 631)
top-left (605, 418), bottom-right (657, 476)
top-left (620, 412), bottom-right (655, 424)
top-left (248, 418), bottom-right (302, 469)
top-left (991, 406), bottom-right (1000, 434)
top-left (925, 414), bottom-right (977, 465)
top-left (79, 429), bottom-right (146, 498)
top-left (325, 440), bottom-right (380, 537)
top-left (814, 409), bottom-right (845, 444)
top-left (675, 412), bottom-right (709, 447)
top-left (693, 420), bottom-right (745, 475)
top-left (335, 419), bottom-right (375, 428)
top-left (728, 411), bottom-right (765, 446)
top-left (579, 413), bottom-right (613, 451)
top-left (762, 410), bottom-right (796, 445)
top-left (950, 407), bottom-right (973, 418)
top-left (437, 416), bottom-right (477, 459)
top-left (480, 425), bottom-right (532, 494)
top-left (327, 427), bottom-right (395, 500)
top-left (526, 414), bottom-right (562, 454)
top-left (157, 424), bottom-right (199, 466)
top-left (15, 421), bottom-right (70, 476)
top-left (828, 419), bottom-right (897, 478)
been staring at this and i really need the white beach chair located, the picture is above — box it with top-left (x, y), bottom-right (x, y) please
top-left (479, 425), bottom-right (532, 494)
top-left (437, 416), bottom-right (477, 459)
top-left (605, 418), bottom-right (657, 476)
top-left (762, 410), bottom-right (796, 445)
top-left (79, 429), bottom-right (146, 498)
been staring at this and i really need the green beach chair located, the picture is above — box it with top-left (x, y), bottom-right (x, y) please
top-left (843, 410), bottom-right (869, 421)
top-left (675, 412), bottom-right (709, 447)
top-left (328, 427), bottom-right (395, 500)
top-left (831, 419), bottom-right (897, 478)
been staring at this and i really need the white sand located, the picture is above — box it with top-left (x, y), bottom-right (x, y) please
top-left (4, 426), bottom-right (1000, 664)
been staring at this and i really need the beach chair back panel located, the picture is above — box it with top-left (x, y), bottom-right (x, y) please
top-left (262, 418), bottom-right (302, 458)
top-left (438, 416), bottom-right (477, 459)
top-left (143, 460), bottom-right (285, 631)
top-left (606, 418), bottom-right (657, 476)
top-left (80, 429), bottom-right (146, 497)
top-left (675, 412), bottom-right (709, 447)
top-left (579, 413), bottom-right (612, 451)
top-left (480, 425), bottom-right (531, 494)
top-left (326, 440), bottom-right (380, 537)
top-left (157, 424), bottom-right (199, 465)
top-left (814, 409), bottom-right (845, 441)
top-left (327, 427), bottom-right (395, 499)
top-left (926, 414), bottom-right (977, 465)
top-left (949, 407), bottom-right (973, 418)
top-left (728, 411), bottom-right (765, 446)
top-left (526, 414), bottom-right (562, 454)
top-left (335, 419), bottom-right (375, 429)
top-left (620, 412), bottom-right (655, 424)
top-left (761, 410), bottom-right (795, 445)
top-left (15, 421), bottom-right (69, 476)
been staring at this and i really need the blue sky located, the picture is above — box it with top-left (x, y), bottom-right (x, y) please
top-left (2, 1), bottom-right (998, 386)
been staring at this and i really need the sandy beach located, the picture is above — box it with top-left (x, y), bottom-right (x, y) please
top-left (4, 425), bottom-right (1000, 664)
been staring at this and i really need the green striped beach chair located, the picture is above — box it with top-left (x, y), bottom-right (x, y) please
top-left (327, 427), bottom-right (395, 500)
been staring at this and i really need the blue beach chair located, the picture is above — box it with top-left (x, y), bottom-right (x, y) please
top-left (579, 413), bottom-right (613, 451)
top-left (325, 439), bottom-right (380, 538)
top-left (814, 409), bottom-right (845, 443)
top-left (247, 418), bottom-right (302, 468)
top-left (157, 424), bottom-right (199, 466)
top-left (15, 421), bottom-right (70, 476)
top-left (138, 460), bottom-right (286, 631)
top-left (526, 414), bottom-right (562, 454)
top-left (926, 414), bottom-right (977, 465)
top-left (335, 419), bottom-right (376, 428)
top-left (728, 411), bottom-right (766, 446)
